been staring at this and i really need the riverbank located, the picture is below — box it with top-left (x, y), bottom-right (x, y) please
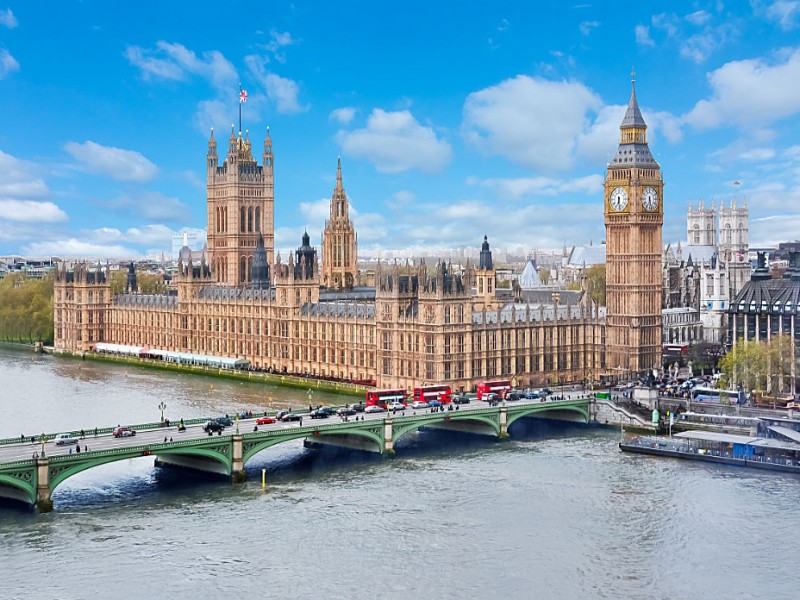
top-left (54, 349), bottom-right (368, 397)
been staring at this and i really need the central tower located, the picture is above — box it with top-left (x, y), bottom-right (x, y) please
top-left (206, 126), bottom-right (274, 286)
top-left (604, 76), bottom-right (663, 375)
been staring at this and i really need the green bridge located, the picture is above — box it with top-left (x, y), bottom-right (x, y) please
top-left (0, 397), bottom-right (591, 512)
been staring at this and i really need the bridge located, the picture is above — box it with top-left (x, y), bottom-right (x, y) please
top-left (0, 396), bottom-right (593, 512)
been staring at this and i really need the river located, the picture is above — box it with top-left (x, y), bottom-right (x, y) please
top-left (0, 346), bottom-right (796, 600)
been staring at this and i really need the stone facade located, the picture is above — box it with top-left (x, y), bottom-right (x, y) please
top-left (604, 78), bottom-right (664, 374)
top-left (321, 158), bottom-right (358, 290)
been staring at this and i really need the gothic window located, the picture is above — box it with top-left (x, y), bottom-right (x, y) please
top-left (240, 208), bottom-right (246, 232)
top-left (693, 224), bottom-right (700, 245)
top-left (240, 256), bottom-right (246, 282)
top-left (255, 207), bottom-right (261, 232)
top-left (248, 207), bottom-right (253, 232)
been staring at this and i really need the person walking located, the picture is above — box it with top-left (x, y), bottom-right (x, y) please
top-left (299, 417), bottom-right (303, 426)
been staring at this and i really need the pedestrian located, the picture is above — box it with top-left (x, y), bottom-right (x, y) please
top-left (80, 429), bottom-right (85, 439)
top-left (30, 436), bottom-right (35, 444)
top-left (299, 417), bottom-right (303, 426)
top-left (84, 445), bottom-right (88, 452)
top-left (169, 437), bottom-right (173, 442)
top-left (94, 427), bottom-right (98, 437)
top-left (69, 447), bottom-right (72, 455)
top-left (164, 436), bottom-right (167, 442)
top-left (254, 425), bottom-right (258, 432)
top-left (33, 451), bottom-right (38, 459)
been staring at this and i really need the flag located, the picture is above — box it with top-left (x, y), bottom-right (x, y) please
top-left (239, 89), bottom-right (248, 103)
top-left (733, 180), bottom-right (741, 186)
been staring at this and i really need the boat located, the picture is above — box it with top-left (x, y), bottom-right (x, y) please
top-left (619, 430), bottom-right (800, 474)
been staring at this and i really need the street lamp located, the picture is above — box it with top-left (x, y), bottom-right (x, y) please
top-left (39, 432), bottom-right (46, 458)
top-left (158, 401), bottom-right (167, 423)
top-left (307, 388), bottom-right (313, 409)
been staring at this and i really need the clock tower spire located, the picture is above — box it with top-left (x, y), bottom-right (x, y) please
top-left (604, 73), bottom-right (663, 377)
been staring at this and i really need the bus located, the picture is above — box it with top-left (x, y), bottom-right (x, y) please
top-left (691, 387), bottom-right (743, 404)
top-left (476, 380), bottom-right (511, 400)
top-left (365, 388), bottom-right (408, 408)
top-left (413, 385), bottom-right (452, 405)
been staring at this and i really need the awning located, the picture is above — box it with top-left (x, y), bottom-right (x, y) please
top-left (768, 425), bottom-right (800, 444)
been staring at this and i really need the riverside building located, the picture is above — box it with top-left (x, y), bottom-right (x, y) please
top-left (54, 80), bottom-right (663, 390)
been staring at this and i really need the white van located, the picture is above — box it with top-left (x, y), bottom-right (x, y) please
top-left (54, 433), bottom-right (78, 445)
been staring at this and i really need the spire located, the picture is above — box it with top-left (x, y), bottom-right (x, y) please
top-left (620, 68), bottom-right (646, 129)
top-left (336, 155), bottom-right (343, 190)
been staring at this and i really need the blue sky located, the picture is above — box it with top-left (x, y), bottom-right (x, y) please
top-left (1, 1), bottom-right (800, 258)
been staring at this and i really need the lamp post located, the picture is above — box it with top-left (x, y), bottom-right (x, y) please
top-left (158, 401), bottom-right (167, 423)
top-left (39, 432), bottom-right (46, 458)
top-left (307, 389), bottom-right (313, 410)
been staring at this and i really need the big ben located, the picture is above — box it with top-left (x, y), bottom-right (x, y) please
top-left (604, 75), bottom-right (663, 376)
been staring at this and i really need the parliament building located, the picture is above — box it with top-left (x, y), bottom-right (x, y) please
top-left (54, 81), bottom-right (664, 390)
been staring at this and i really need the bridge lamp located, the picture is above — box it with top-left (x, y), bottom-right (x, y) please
top-left (158, 401), bottom-right (167, 423)
top-left (40, 432), bottom-right (46, 458)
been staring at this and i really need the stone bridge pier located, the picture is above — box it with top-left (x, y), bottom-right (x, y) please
top-left (35, 458), bottom-right (53, 513)
top-left (231, 434), bottom-right (245, 483)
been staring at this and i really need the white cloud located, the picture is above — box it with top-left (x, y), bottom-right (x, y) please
top-left (0, 8), bottom-right (16, 28)
top-left (684, 48), bottom-right (800, 130)
top-left (0, 49), bottom-right (19, 79)
top-left (261, 29), bottom-right (295, 63)
top-left (579, 21), bottom-right (600, 36)
top-left (264, 72), bottom-right (307, 114)
top-left (471, 174), bottom-right (603, 199)
top-left (759, 0), bottom-right (800, 31)
top-left (193, 100), bottom-right (232, 134)
top-left (22, 239), bottom-right (140, 259)
top-left (90, 224), bottom-right (205, 247)
top-left (635, 25), bottom-right (655, 46)
top-left (245, 55), bottom-right (308, 114)
top-left (329, 107), bottom-right (356, 125)
top-left (64, 141), bottom-right (158, 183)
top-left (299, 198), bottom-right (331, 226)
top-left (462, 75), bottom-right (602, 172)
top-left (0, 150), bottom-right (49, 199)
top-left (0, 200), bottom-right (68, 223)
top-left (337, 109), bottom-right (452, 174)
top-left (125, 42), bottom-right (237, 91)
top-left (107, 191), bottom-right (193, 223)
top-left (685, 10), bottom-right (712, 26)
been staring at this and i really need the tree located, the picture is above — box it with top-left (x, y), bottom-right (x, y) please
top-left (539, 268), bottom-right (551, 285)
top-left (719, 335), bottom-right (796, 396)
top-left (585, 264), bottom-right (606, 306)
top-left (0, 273), bottom-right (54, 343)
top-left (688, 341), bottom-right (722, 374)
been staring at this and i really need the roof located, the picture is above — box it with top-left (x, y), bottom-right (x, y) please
top-left (768, 425), bottom-right (800, 444)
top-left (567, 246), bottom-right (605, 267)
top-left (683, 245), bottom-right (717, 264)
top-left (518, 259), bottom-right (542, 289)
top-left (676, 430), bottom-right (800, 452)
top-left (620, 82), bottom-right (646, 128)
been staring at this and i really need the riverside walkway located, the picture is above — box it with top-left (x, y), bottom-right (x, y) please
top-left (0, 396), bottom-right (591, 511)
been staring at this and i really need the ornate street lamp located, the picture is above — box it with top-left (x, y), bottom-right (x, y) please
top-left (40, 433), bottom-right (46, 458)
top-left (158, 401), bottom-right (167, 423)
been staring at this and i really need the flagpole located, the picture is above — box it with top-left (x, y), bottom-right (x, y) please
top-left (239, 83), bottom-right (242, 135)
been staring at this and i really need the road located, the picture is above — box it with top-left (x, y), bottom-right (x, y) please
top-left (0, 393), bottom-right (588, 463)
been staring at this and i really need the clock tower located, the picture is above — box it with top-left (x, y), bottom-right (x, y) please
top-left (604, 75), bottom-right (663, 377)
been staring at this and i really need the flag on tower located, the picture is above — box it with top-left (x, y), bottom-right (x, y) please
top-left (239, 89), bottom-right (248, 103)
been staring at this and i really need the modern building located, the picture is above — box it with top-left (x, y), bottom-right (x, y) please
top-left (55, 80), bottom-right (664, 389)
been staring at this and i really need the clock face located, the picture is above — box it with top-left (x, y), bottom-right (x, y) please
top-left (609, 187), bottom-right (628, 211)
top-left (642, 186), bottom-right (658, 211)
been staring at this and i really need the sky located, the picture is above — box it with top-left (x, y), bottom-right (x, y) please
top-left (1, 1), bottom-right (800, 259)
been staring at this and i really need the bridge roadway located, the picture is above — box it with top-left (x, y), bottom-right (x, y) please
top-left (0, 395), bottom-right (592, 511)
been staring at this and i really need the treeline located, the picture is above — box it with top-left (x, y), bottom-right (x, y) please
top-left (0, 274), bottom-right (54, 344)
top-left (719, 335), bottom-right (795, 396)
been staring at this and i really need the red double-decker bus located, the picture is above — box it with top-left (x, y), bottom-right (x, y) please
top-left (476, 380), bottom-right (511, 400)
top-left (413, 384), bottom-right (452, 404)
top-left (365, 388), bottom-right (408, 408)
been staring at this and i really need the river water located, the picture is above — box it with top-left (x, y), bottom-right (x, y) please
top-left (0, 346), bottom-right (797, 600)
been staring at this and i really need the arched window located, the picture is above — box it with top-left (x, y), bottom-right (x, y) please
top-left (240, 256), bottom-right (246, 282)
top-left (247, 256), bottom-right (253, 281)
top-left (255, 207), bottom-right (261, 232)
top-left (240, 208), bottom-right (246, 232)
top-left (248, 207), bottom-right (253, 232)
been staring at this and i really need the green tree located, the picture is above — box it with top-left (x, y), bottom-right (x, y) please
top-left (585, 264), bottom-right (606, 306)
top-left (539, 268), bottom-right (551, 285)
top-left (719, 335), bottom-right (796, 396)
top-left (0, 273), bottom-right (54, 343)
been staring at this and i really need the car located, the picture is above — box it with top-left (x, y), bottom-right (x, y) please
top-left (388, 401), bottom-right (406, 411)
top-left (452, 395), bottom-right (470, 405)
top-left (214, 416), bottom-right (234, 426)
top-left (54, 433), bottom-right (78, 446)
top-left (310, 409), bottom-right (330, 419)
top-left (364, 405), bottom-right (385, 414)
top-left (280, 413), bottom-right (302, 422)
top-left (411, 400), bottom-right (430, 409)
top-left (112, 426), bottom-right (136, 438)
top-left (203, 420), bottom-right (225, 433)
top-left (256, 416), bottom-right (277, 425)
top-left (540, 388), bottom-right (553, 396)
top-left (337, 407), bottom-right (357, 416)
top-left (428, 399), bottom-right (443, 408)
top-left (506, 391), bottom-right (524, 401)
top-left (524, 391), bottom-right (540, 399)
top-left (315, 406), bottom-right (336, 417)
top-left (275, 410), bottom-right (291, 421)
top-left (350, 403), bottom-right (365, 413)
top-left (483, 393), bottom-right (500, 403)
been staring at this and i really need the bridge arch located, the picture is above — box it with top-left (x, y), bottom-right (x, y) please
top-left (242, 426), bottom-right (384, 463)
top-left (0, 463), bottom-right (37, 505)
top-left (506, 404), bottom-right (590, 429)
top-left (391, 412), bottom-right (501, 444)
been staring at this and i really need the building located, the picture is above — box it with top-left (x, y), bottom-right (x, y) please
top-left (321, 158), bottom-right (358, 290)
top-left (55, 80), bottom-right (668, 390)
top-left (604, 76), bottom-right (664, 375)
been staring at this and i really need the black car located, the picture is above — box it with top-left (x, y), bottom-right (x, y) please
top-left (309, 409), bottom-right (330, 419)
top-left (337, 407), bottom-right (357, 416)
top-left (204, 420), bottom-right (225, 433)
top-left (350, 403), bottom-right (365, 413)
top-left (452, 395), bottom-right (471, 405)
top-left (506, 391), bottom-right (524, 401)
top-left (280, 413), bottom-right (302, 422)
top-left (215, 416), bottom-right (234, 426)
